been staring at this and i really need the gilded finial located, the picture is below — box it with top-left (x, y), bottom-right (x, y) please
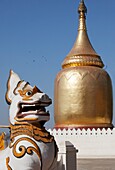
top-left (78, 0), bottom-right (87, 31)
top-left (78, 0), bottom-right (87, 14)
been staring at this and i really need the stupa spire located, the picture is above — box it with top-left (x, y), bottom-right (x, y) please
top-left (62, 0), bottom-right (104, 69)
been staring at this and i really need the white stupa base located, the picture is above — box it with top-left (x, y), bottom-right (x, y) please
top-left (48, 128), bottom-right (115, 170)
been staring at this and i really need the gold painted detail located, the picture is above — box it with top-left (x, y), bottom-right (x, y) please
top-left (6, 157), bottom-right (12, 170)
top-left (9, 124), bottom-right (56, 170)
top-left (9, 137), bottom-right (41, 158)
top-left (0, 132), bottom-right (5, 150)
top-left (18, 86), bottom-right (42, 101)
top-left (9, 137), bottom-right (42, 169)
top-left (10, 123), bottom-right (54, 143)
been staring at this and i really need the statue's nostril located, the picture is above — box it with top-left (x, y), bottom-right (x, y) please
top-left (42, 94), bottom-right (48, 100)
top-left (40, 94), bottom-right (52, 104)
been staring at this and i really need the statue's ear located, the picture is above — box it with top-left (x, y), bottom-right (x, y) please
top-left (5, 70), bottom-right (21, 104)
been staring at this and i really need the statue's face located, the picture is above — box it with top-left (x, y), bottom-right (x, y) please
top-left (6, 70), bottom-right (52, 125)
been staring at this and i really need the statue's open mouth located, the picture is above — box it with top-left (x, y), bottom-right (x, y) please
top-left (16, 101), bottom-right (51, 119)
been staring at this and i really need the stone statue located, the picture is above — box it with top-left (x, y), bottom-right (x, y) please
top-left (0, 70), bottom-right (58, 170)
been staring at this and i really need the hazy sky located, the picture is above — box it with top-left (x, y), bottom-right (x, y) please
top-left (0, 0), bottom-right (115, 132)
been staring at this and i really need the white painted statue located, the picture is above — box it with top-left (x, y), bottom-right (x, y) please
top-left (0, 70), bottom-right (58, 170)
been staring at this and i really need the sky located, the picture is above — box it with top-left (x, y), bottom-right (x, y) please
top-left (0, 0), bottom-right (115, 132)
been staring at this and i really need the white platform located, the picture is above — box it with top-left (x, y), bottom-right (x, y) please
top-left (49, 128), bottom-right (115, 159)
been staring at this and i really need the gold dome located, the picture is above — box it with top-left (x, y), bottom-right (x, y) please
top-left (54, 0), bottom-right (113, 128)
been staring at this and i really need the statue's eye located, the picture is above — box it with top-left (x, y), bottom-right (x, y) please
top-left (26, 91), bottom-right (32, 96)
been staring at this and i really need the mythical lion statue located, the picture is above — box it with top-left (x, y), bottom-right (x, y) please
top-left (0, 70), bottom-right (58, 170)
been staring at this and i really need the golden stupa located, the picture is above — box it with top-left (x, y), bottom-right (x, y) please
top-left (54, 0), bottom-right (113, 128)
